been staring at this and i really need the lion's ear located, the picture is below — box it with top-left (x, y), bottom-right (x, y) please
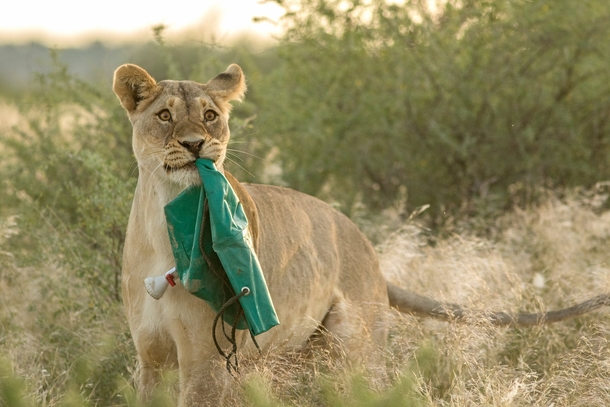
top-left (205, 64), bottom-right (247, 112)
top-left (113, 64), bottom-right (159, 113)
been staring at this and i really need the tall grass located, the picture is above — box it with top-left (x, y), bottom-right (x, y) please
top-left (1, 30), bottom-right (609, 405)
top-left (1, 172), bottom-right (609, 405)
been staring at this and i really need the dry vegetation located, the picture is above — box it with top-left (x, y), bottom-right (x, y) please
top-left (377, 185), bottom-right (610, 406)
top-left (3, 1), bottom-right (610, 401)
top-left (2, 184), bottom-right (610, 406)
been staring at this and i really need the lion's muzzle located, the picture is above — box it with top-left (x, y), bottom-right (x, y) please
top-left (179, 139), bottom-right (204, 155)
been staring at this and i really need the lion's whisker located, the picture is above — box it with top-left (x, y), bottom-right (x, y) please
top-left (226, 148), bottom-right (265, 161)
top-left (225, 152), bottom-right (244, 162)
top-left (150, 161), bottom-right (165, 178)
top-left (225, 156), bottom-right (255, 178)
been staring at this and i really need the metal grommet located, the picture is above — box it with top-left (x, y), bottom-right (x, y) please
top-left (241, 287), bottom-right (251, 296)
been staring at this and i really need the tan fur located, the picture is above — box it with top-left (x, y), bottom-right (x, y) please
top-left (114, 64), bottom-right (610, 406)
top-left (114, 64), bottom-right (388, 406)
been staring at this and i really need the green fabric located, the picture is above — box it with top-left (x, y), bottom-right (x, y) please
top-left (164, 158), bottom-right (279, 336)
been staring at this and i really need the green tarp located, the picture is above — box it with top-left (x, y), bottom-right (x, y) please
top-left (164, 158), bottom-right (279, 336)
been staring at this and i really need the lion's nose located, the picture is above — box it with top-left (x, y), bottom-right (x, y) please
top-left (179, 139), bottom-right (204, 155)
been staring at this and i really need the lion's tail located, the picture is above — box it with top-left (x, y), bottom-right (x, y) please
top-left (387, 282), bottom-right (610, 327)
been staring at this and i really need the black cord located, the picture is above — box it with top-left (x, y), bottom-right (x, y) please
top-left (212, 288), bottom-right (250, 376)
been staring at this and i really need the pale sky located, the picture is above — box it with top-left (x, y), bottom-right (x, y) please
top-left (1, 0), bottom-right (285, 45)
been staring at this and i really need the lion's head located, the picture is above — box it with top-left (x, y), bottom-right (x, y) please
top-left (113, 64), bottom-right (246, 186)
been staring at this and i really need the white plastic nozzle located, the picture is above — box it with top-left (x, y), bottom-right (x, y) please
top-left (144, 268), bottom-right (177, 300)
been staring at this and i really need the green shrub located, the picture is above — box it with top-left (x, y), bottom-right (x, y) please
top-left (0, 54), bottom-right (134, 306)
top-left (257, 0), bottom-right (610, 223)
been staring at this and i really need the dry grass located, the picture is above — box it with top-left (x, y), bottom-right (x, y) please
top-left (2, 186), bottom-right (610, 406)
top-left (237, 186), bottom-right (610, 406)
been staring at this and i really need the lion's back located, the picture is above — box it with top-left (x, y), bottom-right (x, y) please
top-left (244, 183), bottom-right (388, 309)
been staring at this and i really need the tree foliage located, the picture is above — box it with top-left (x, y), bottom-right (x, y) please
top-left (257, 0), bottom-right (610, 220)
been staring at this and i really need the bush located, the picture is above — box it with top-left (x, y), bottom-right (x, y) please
top-left (0, 53), bottom-right (134, 306)
top-left (257, 0), bottom-right (610, 223)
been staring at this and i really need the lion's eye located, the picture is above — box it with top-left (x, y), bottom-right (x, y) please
top-left (158, 110), bottom-right (172, 122)
top-left (204, 110), bottom-right (217, 122)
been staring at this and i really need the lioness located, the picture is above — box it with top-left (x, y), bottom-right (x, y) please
top-left (113, 64), bottom-right (610, 406)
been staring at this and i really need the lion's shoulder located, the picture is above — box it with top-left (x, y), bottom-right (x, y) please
top-left (242, 183), bottom-right (366, 241)
top-left (243, 183), bottom-right (333, 210)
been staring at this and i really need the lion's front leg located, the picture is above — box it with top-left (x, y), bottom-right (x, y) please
top-left (177, 356), bottom-right (236, 407)
top-left (171, 316), bottom-right (244, 407)
top-left (136, 356), bottom-right (162, 401)
top-left (131, 324), bottom-right (177, 402)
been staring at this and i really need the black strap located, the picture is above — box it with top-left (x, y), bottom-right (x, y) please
top-left (212, 288), bottom-right (261, 376)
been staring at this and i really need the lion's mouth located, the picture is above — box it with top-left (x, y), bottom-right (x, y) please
top-left (163, 162), bottom-right (196, 172)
